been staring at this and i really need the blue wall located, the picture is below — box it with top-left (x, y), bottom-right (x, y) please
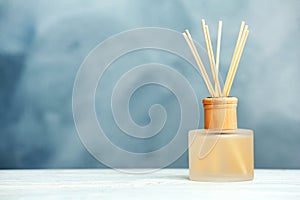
top-left (0, 0), bottom-right (300, 169)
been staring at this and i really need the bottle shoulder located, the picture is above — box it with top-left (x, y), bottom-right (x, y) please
top-left (189, 128), bottom-right (253, 136)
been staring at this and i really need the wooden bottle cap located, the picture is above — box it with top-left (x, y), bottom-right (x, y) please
top-left (203, 97), bottom-right (238, 130)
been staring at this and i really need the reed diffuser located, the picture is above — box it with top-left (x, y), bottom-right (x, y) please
top-left (183, 20), bottom-right (253, 182)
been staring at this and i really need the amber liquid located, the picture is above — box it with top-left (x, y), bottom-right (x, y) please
top-left (189, 129), bottom-right (253, 181)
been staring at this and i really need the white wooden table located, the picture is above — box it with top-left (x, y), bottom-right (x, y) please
top-left (0, 169), bottom-right (299, 199)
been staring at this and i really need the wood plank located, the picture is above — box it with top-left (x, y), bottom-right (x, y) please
top-left (0, 169), bottom-right (299, 199)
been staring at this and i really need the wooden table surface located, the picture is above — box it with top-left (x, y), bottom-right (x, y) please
top-left (0, 169), bottom-right (299, 199)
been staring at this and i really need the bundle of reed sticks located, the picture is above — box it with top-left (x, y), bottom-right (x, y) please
top-left (183, 19), bottom-right (249, 97)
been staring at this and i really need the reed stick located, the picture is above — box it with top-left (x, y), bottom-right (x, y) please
top-left (201, 20), bottom-right (222, 96)
top-left (224, 29), bottom-right (249, 96)
top-left (183, 30), bottom-right (216, 97)
top-left (215, 21), bottom-right (222, 89)
top-left (222, 21), bottom-right (245, 96)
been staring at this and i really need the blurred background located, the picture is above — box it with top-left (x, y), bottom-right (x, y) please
top-left (0, 0), bottom-right (300, 169)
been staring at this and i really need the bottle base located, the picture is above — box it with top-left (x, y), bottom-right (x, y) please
top-left (189, 172), bottom-right (254, 182)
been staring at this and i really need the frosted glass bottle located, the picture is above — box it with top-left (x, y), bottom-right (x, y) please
top-left (188, 97), bottom-right (254, 181)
